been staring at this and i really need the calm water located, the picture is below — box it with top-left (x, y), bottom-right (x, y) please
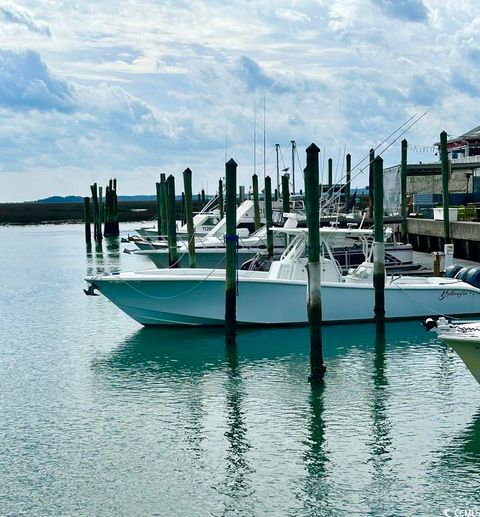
top-left (1, 224), bottom-right (480, 516)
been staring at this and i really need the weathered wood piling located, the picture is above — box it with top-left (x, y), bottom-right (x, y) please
top-left (369, 148), bottom-right (375, 219)
top-left (264, 176), bottom-right (274, 257)
top-left (166, 175), bottom-right (179, 268)
top-left (160, 174), bottom-right (168, 236)
top-left (400, 139), bottom-right (408, 243)
top-left (328, 158), bottom-right (333, 190)
top-left (252, 173), bottom-right (261, 230)
top-left (305, 143), bottom-right (326, 382)
top-left (83, 197), bottom-right (91, 243)
top-left (373, 156), bottom-right (385, 327)
top-left (155, 181), bottom-right (162, 236)
top-left (345, 154), bottom-right (351, 205)
top-left (218, 179), bottom-right (224, 219)
top-left (90, 183), bottom-right (102, 242)
top-left (282, 174), bottom-right (290, 216)
top-left (225, 159), bottom-right (238, 343)
top-left (440, 130), bottom-right (451, 244)
top-left (183, 168), bottom-right (196, 268)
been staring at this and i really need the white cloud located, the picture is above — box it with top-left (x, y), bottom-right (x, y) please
top-left (0, 1), bottom-right (51, 36)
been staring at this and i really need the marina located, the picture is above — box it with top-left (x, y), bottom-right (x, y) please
top-left (1, 222), bottom-right (480, 515)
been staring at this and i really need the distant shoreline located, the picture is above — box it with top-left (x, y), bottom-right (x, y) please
top-left (0, 200), bottom-right (162, 225)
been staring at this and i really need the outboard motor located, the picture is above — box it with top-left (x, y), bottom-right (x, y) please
top-left (444, 263), bottom-right (464, 278)
top-left (465, 266), bottom-right (480, 289)
top-left (456, 266), bottom-right (473, 281)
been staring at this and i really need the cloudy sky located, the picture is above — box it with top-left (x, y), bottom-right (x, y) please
top-left (0, 0), bottom-right (479, 201)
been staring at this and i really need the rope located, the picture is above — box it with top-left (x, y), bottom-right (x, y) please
top-left (115, 253), bottom-right (229, 300)
top-left (389, 278), bottom-right (466, 319)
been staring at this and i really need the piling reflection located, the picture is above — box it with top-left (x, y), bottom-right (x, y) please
top-left (302, 380), bottom-right (330, 515)
top-left (370, 329), bottom-right (392, 465)
top-left (220, 343), bottom-right (254, 514)
top-left (85, 236), bottom-right (122, 276)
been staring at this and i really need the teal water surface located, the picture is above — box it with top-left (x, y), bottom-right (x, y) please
top-left (1, 224), bottom-right (480, 516)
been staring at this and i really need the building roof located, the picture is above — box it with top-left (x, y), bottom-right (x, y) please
top-left (449, 125), bottom-right (480, 143)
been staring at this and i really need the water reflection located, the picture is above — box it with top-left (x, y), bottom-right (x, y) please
top-left (303, 380), bottom-right (330, 515)
top-left (85, 236), bottom-right (122, 276)
top-left (221, 344), bottom-right (254, 514)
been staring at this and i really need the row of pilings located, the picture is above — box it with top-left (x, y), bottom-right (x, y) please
top-left (84, 179), bottom-right (119, 243)
top-left (85, 131), bottom-right (456, 382)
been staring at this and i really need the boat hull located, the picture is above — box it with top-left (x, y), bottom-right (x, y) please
top-left (89, 271), bottom-right (480, 327)
top-left (440, 335), bottom-right (480, 384)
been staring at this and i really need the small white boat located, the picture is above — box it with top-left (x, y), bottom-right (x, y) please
top-left (425, 317), bottom-right (480, 384)
top-left (86, 228), bottom-right (480, 327)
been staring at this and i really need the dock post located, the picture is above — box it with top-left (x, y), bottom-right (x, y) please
top-left (103, 185), bottom-right (110, 236)
top-left (282, 174), bottom-right (290, 216)
top-left (166, 175), bottom-right (179, 268)
top-left (183, 168), bottom-right (196, 268)
top-left (181, 192), bottom-right (186, 226)
top-left (111, 179), bottom-right (119, 237)
top-left (201, 189), bottom-right (206, 208)
top-left (264, 176), bottom-right (274, 257)
top-left (305, 143), bottom-right (325, 382)
top-left (252, 173), bottom-right (261, 230)
top-left (401, 139), bottom-right (408, 243)
top-left (218, 179), bottom-right (224, 219)
top-left (225, 158), bottom-right (238, 343)
top-left (90, 183), bottom-right (102, 242)
top-left (83, 197), bottom-right (91, 243)
top-left (98, 186), bottom-right (104, 230)
top-left (328, 158), bottom-right (333, 191)
top-left (160, 174), bottom-right (168, 236)
top-left (156, 182), bottom-right (162, 236)
top-left (345, 154), bottom-right (351, 205)
top-left (369, 149), bottom-right (375, 219)
top-left (239, 185), bottom-right (245, 203)
top-left (373, 156), bottom-right (385, 327)
top-left (440, 131), bottom-right (451, 244)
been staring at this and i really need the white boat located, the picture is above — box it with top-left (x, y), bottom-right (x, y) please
top-left (425, 317), bottom-right (480, 384)
top-left (86, 228), bottom-right (480, 327)
top-left (132, 225), bottom-right (288, 268)
top-left (135, 211), bottom-right (221, 239)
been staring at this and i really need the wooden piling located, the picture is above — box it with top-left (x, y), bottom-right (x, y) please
top-left (156, 182), bottom-right (162, 236)
top-left (183, 168), bottom-right (196, 268)
top-left (166, 175), bottom-right (179, 268)
top-left (328, 158), bottom-right (333, 190)
top-left (98, 186), bottom-right (103, 230)
top-left (225, 158), bottom-right (238, 343)
top-left (345, 154), bottom-right (351, 205)
top-left (90, 183), bottom-right (102, 242)
top-left (103, 186), bottom-right (109, 235)
top-left (160, 174), bottom-right (168, 236)
top-left (369, 149), bottom-right (375, 219)
top-left (239, 185), bottom-right (245, 204)
top-left (264, 176), bottom-right (274, 257)
top-left (201, 189), bottom-right (206, 208)
top-left (282, 174), bottom-right (290, 215)
top-left (252, 173), bottom-right (261, 230)
top-left (218, 179), bottom-right (224, 219)
top-left (181, 192), bottom-right (186, 226)
top-left (305, 143), bottom-right (325, 382)
top-left (373, 156), bottom-right (385, 326)
top-left (400, 139), bottom-right (408, 243)
top-left (440, 131), bottom-right (451, 244)
top-left (83, 197), bottom-right (91, 243)
top-left (111, 179), bottom-right (119, 237)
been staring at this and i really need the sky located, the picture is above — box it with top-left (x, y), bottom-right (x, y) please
top-left (0, 0), bottom-right (479, 201)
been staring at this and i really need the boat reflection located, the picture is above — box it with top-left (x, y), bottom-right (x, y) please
top-left (94, 321), bottom-right (438, 383)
